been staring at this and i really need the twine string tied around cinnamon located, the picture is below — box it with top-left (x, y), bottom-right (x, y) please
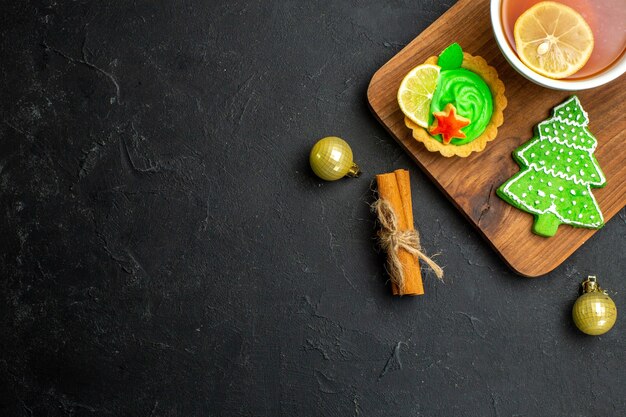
top-left (373, 198), bottom-right (444, 292)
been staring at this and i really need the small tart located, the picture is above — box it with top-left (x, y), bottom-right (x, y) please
top-left (405, 53), bottom-right (507, 157)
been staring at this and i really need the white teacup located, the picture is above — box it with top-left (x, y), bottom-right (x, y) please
top-left (490, 0), bottom-right (626, 91)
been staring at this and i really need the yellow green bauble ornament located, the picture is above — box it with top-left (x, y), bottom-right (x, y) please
top-left (309, 136), bottom-right (361, 181)
top-left (572, 276), bottom-right (617, 336)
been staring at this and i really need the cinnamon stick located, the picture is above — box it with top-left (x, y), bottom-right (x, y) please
top-left (375, 169), bottom-right (424, 296)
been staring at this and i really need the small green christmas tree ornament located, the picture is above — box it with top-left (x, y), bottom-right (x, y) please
top-left (497, 96), bottom-right (606, 237)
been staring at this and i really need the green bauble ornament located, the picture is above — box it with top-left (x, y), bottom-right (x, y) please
top-left (572, 276), bottom-right (617, 336)
top-left (309, 136), bottom-right (361, 181)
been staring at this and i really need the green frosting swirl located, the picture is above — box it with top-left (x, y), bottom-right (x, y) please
top-left (429, 68), bottom-right (493, 146)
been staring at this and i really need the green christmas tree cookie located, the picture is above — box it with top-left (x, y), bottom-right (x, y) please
top-left (497, 96), bottom-right (606, 237)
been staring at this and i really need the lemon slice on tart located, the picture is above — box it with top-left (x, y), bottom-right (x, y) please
top-left (397, 64), bottom-right (440, 128)
top-left (514, 1), bottom-right (594, 79)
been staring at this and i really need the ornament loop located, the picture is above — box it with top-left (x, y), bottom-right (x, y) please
top-left (347, 163), bottom-right (361, 178)
top-left (581, 275), bottom-right (599, 293)
top-left (581, 275), bottom-right (609, 294)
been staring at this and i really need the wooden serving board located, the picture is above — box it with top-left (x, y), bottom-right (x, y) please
top-left (368, 0), bottom-right (626, 277)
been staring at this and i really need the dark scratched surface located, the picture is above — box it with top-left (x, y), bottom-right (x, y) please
top-left (1, 1), bottom-right (624, 416)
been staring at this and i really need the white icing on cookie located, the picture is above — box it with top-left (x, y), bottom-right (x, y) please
top-left (499, 96), bottom-right (605, 230)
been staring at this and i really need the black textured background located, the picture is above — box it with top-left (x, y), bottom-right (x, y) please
top-left (1, 1), bottom-right (625, 416)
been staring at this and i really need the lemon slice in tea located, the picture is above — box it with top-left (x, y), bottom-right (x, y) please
top-left (514, 1), bottom-right (594, 79)
top-left (397, 64), bottom-right (440, 128)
